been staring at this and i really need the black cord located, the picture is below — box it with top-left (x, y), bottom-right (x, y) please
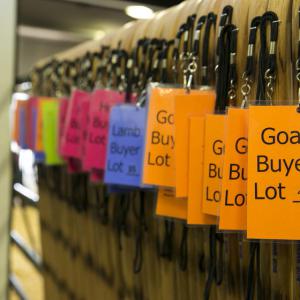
top-left (133, 191), bottom-right (147, 273)
top-left (161, 40), bottom-right (174, 84)
top-left (246, 241), bottom-right (261, 300)
top-left (160, 220), bottom-right (174, 261)
top-left (216, 5), bottom-right (233, 61)
top-left (204, 226), bottom-right (217, 300)
top-left (244, 17), bottom-right (261, 79)
top-left (256, 11), bottom-right (279, 102)
top-left (115, 193), bottom-right (130, 250)
top-left (202, 12), bottom-right (217, 86)
top-left (179, 225), bottom-right (189, 271)
top-left (215, 24), bottom-right (238, 112)
top-left (172, 23), bottom-right (188, 83)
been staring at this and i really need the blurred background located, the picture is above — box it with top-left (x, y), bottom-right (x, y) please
top-left (17, 0), bottom-right (181, 78)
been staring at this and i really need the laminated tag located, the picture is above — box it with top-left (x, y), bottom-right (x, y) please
top-left (58, 98), bottom-right (69, 156)
top-left (84, 89), bottom-right (125, 171)
top-left (104, 104), bottom-right (146, 187)
top-left (247, 105), bottom-right (300, 240)
top-left (60, 89), bottom-right (90, 159)
top-left (219, 108), bottom-right (248, 231)
top-left (202, 114), bottom-right (226, 216)
top-left (188, 116), bottom-right (217, 225)
top-left (174, 90), bottom-right (216, 197)
top-left (41, 98), bottom-right (63, 165)
top-left (156, 187), bottom-right (187, 220)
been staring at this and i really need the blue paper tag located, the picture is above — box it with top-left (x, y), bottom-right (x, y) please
top-left (104, 104), bottom-right (146, 187)
top-left (34, 151), bottom-right (45, 163)
top-left (19, 106), bottom-right (28, 149)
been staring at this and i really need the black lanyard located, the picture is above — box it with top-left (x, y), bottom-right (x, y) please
top-left (215, 23), bottom-right (238, 112)
top-left (216, 5), bottom-right (233, 65)
top-left (202, 12), bottom-right (217, 86)
top-left (241, 16), bottom-right (261, 107)
top-left (256, 11), bottom-right (279, 103)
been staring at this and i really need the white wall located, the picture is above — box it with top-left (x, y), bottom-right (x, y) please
top-left (0, 0), bottom-right (17, 298)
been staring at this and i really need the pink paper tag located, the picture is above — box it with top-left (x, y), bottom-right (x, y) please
top-left (89, 169), bottom-right (104, 183)
top-left (60, 89), bottom-right (90, 159)
top-left (80, 95), bottom-right (91, 171)
top-left (58, 98), bottom-right (69, 156)
top-left (84, 89), bottom-right (125, 171)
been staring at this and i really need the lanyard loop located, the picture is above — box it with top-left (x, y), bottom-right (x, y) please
top-left (172, 23), bottom-right (188, 83)
top-left (241, 16), bottom-right (261, 108)
top-left (216, 5), bottom-right (233, 66)
top-left (202, 12), bottom-right (217, 86)
top-left (193, 15), bottom-right (207, 58)
top-left (215, 23), bottom-right (238, 113)
top-left (256, 11), bottom-right (279, 103)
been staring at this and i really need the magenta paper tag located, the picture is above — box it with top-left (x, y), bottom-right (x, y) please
top-left (60, 89), bottom-right (90, 159)
top-left (26, 97), bottom-right (38, 150)
top-left (89, 169), bottom-right (104, 182)
top-left (67, 157), bottom-right (82, 173)
top-left (84, 89), bottom-right (125, 171)
top-left (58, 98), bottom-right (69, 156)
top-left (80, 95), bottom-right (90, 171)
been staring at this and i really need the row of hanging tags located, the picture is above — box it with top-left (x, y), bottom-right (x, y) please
top-left (14, 2), bottom-right (300, 299)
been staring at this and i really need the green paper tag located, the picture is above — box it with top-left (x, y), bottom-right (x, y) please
top-left (41, 98), bottom-right (63, 165)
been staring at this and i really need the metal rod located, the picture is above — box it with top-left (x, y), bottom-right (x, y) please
top-left (10, 230), bottom-right (42, 272)
top-left (13, 183), bottom-right (39, 207)
top-left (9, 273), bottom-right (28, 300)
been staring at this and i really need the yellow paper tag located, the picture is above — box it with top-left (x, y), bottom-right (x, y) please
top-left (187, 116), bottom-right (217, 225)
top-left (202, 114), bottom-right (226, 216)
top-left (219, 108), bottom-right (248, 230)
top-left (156, 187), bottom-right (187, 220)
top-left (174, 91), bottom-right (216, 198)
top-left (247, 105), bottom-right (300, 239)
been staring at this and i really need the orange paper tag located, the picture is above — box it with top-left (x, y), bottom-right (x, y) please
top-left (156, 188), bottom-right (187, 220)
top-left (174, 91), bottom-right (216, 198)
top-left (202, 114), bottom-right (226, 216)
top-left (143, 86), bottom-right (203, 187)
top-left (247, 105), bottom-right (300, 240)
top-left (12, 100), bottom-right (22, 142)
top-left (219, 108), bottom-right (248, 230)
top-left (188, 116), bottom-right (217, 225)
top-left (35, 98), bottom-right (45, 152)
